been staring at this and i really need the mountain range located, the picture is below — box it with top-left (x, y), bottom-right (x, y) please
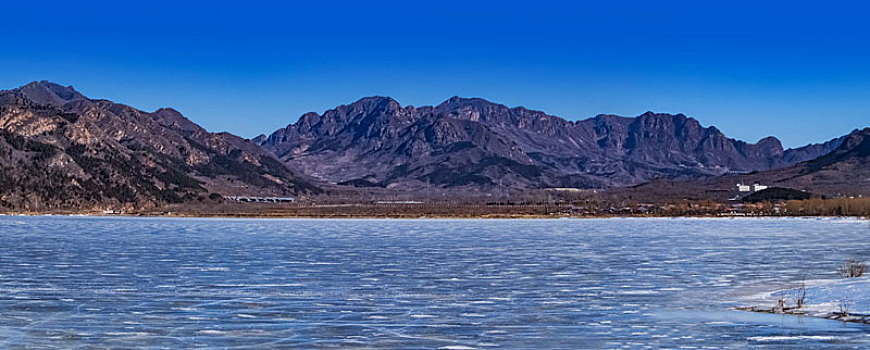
top-left (614, 127), bottom-right (870, 201)
top-left (0, 81), bottom-right (865, 209)
top-left (256, 96), bottom-right (844, 190)
top-left (0, 81), bottom-right (318, 210)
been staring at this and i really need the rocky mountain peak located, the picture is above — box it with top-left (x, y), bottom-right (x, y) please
top-left (150, 107), bottom-right (204, 133)
top-left (437, 96), bottom-right (498, 109)
top-left (345, 96), bottom-right (401, 113)
top-left (15, 80), bottom-right (86, 107)
top-left (755, 136), bottom-right (785, 152)
top-left (830, 128), bottom-right (870, 159)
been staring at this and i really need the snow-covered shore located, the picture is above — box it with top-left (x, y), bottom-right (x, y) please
top-left (740, 276), bottom-right (870, 323)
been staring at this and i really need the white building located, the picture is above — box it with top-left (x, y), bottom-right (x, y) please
top-left (736, 183), bottom-right (767, 193)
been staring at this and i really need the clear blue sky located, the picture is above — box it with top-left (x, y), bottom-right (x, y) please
top-left (1, 1), bottom-right (867, 148)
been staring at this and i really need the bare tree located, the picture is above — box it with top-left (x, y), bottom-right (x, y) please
top-left (837, 259), bottom-right (867, 278)
top-left (837, 293), bottom-right (852, 317)
top-left (790, 276), bottom-right (807, 309)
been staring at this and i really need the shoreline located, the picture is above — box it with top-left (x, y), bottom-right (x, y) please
top-left (0, 211), bottom-right (866, 220)
top-left (737, 276), bottom-right (870, 326)
top-left (4, 196), bottom-right (868, 219)
top-left (736, 305), bottom-right (870, 325)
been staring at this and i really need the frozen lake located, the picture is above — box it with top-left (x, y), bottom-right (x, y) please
top-left (1, 216), bottom-right (869, 348)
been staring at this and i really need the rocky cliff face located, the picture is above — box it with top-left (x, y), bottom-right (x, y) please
top-left (0, 81), bottom-right (318, 210)
top-left (258, 96), bottom-right (842, 189)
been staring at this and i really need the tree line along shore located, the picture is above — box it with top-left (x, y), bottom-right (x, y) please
top-left (3, 196), bottom-right (868, 219)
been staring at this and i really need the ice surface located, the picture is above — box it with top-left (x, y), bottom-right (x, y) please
top-left (0, 216), bottom-right (868, 348)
